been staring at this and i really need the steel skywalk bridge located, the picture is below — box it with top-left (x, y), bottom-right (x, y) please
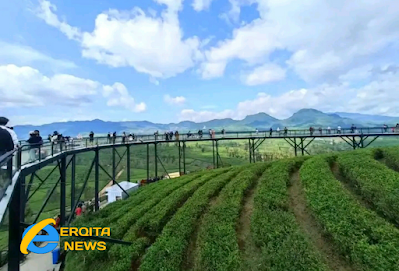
top-left (0, 126), bottom-right (398, 270)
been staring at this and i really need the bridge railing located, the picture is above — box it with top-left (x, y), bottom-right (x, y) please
top-left (0, 149), bottom-right (21, 202)
top-left (2, 126), bottom-right (399, 203)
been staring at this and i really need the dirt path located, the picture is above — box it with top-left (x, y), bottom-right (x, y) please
top-left (288, 170), bottom-right (354, 271)
top-left (183, 193), bottom-right (221, 271)
top-left (236, 181), bottom-right (262, 271)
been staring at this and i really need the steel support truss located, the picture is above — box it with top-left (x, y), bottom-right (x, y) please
top-left (340, 135), bottom-right (380, 149)
top-left (283, 137), bottom-right (315, 156)
top-left (178, 141), bottom-right (186, 175)
top-left (211, 140), bottom-right (223, 169)
top-left (7, 145), bottom-right (134, 271)
top-left (248, 137), bottom-right (267, 163)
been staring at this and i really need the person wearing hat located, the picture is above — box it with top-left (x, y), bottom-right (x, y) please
top-left (0, 117), bottom-right (19, 156)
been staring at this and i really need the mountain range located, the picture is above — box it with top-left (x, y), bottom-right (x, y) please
top-left (13, 109), bottom-right (399, 139)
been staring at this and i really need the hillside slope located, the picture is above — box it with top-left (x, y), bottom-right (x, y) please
top-left (63, 146), bottom-right (399, 271)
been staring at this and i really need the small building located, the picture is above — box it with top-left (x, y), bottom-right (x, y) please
top-left (105, 181), bottom-right (139, 203)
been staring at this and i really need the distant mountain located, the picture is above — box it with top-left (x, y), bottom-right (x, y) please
top-left (333, 112), bottom-right (399, 125)
top-left (241, 113), bottom-right (279, 128)
top-left (13, 109), bottom-right (395, 140)
top-left (283, 109), bottom-right (355, 127)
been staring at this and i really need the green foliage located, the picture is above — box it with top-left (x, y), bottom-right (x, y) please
top-left (378, 146), bottom-right (399, 171)
top-left (251, 158), bottom-right (327, 271)
top-left (195, 163), bottom-right (268, 271)
top-left (337, 150), bottom-right (399, 224)
top-left (139, 166), bottom-right (243, 271)
top-left (65, 171), bottom-right (206, 268)
top-left (106, 169), bottom-right (228, 271)
top-left (300, 156), bottom-right (399, 271)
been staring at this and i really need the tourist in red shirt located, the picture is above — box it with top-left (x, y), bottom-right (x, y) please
top-left (75, 204), bottom-right (82, 216)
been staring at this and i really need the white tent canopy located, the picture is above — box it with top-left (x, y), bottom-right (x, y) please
top-left (105, 181), bottom-right (139, 203)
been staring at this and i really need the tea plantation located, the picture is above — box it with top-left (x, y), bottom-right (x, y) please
top-left (64, 146), bottom-right (399, 271)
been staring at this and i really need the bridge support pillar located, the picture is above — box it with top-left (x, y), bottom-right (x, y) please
top-left (112, 147), bottom-right (116, 185)
top-left (178, 141), bottom-right (181, 175)
top-left (126, 145), bottom-right (131, 182)
top-left (183, 142), bottom-right (186, 174)
top-left (146, 144), bottom-right (150, 180)
top-left (8, 176), bottom-right (21, 271)
top-left (212, 140), bottom-right (216, 168)
top-left (71, 155), bottom-right (76, 214)
top-left (248, 139), bottom-right (252, 163)
top-left (252, 138), bottom-right (255, 163)
top-left (216, 140), bottom-right (219, 168)
top-left (94, 148), bottom-right (99, 212)
top-left (154, 143), bottom-right (158, 178)
top-left (60, 155), bottom-right (66, 226)
top-left (20, 176), bottom-right (25, 223)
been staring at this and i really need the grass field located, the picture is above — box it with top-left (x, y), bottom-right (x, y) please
top-left (59, 145), bottom-right (399, 271)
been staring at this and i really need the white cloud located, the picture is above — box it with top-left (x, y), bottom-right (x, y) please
top-left (242, 63), bottom-right (286, 85)
top-left (0, 64), bottom-right (145, 113)
top-left (179, 72), bottom-right (399, 121)
top-left (179, 109), bottom-right (235, 122)
top-left (103, 83), bottom-right (146, 112)
top-left (164, 94), bottom-right (186, 105)
top-left (199, 61), bottom-right (227, 79)
top-left (35, 0), bottom-right (81, 40)
top-left (201, 0), bottom-right (399, 83)
top-left (0, 64), bottom-right (98, 108)
top-left (192, 0), bottom-right (213, 11)
top-left (0, 41), bottom-right (76, 70)
top-left (35, 0), bottom-right (202, 80)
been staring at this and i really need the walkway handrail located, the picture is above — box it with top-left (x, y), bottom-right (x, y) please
top-left (16, 125), bottom-right (399, 144)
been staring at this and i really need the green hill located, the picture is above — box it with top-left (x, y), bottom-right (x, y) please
top-left (62, 146), bottom-right (399, 271)
top-left (13, 108), bottom-right (390, 139)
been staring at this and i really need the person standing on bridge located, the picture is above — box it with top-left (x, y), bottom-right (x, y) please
top-left (319, 127), bottom-right (322, 135)
top-left (256, 128), bottom-right (259, 135)
top-left (0, 117), bottom-right (19, 156)
top-left (277, 127), bottom-right (280, 136)
top-left (112, 132), bottom-right (116, 144)
top-left (309, 127), bottom-right (314, 136)
top-left (89, 131), bottom-right (94, 145)
top-left (175, 131), bottom-right (179, 141)
top-left (383, 124), bottom-right (388, 133)
top-left (337, 126), bottom-right (341, 134)
top-left (27, 130), bottom-right (43, 162)
top-left (269, 128), bottom-right (273, 137)
top-left (284, 127), bottom-right (288, 136)
top-left (327, 126), bottom-right (331, 134)
top-left (122, 132), bottom-right (126, 144)
top-left (107, 132), bottom-right (111, 143)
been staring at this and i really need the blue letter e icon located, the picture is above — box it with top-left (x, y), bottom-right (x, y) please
top-left (22, 222), bottom-right (59, 254)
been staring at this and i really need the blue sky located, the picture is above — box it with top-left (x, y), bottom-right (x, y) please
top-left (1, 0), bottom-right (399, 126)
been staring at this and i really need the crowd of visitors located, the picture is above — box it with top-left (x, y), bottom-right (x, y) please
top-left (2, 115), bottom-right (399, 160)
